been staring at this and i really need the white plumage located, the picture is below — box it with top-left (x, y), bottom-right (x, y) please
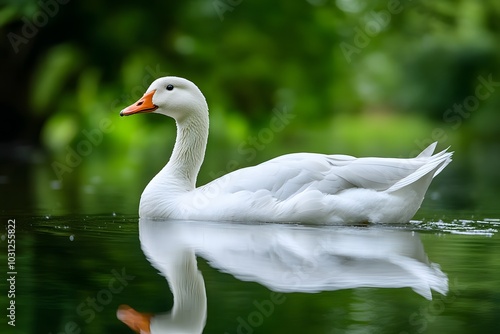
top-left (120, 77), bottom-right (452, 224)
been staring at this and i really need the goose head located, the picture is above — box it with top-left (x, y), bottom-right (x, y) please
top-left (120, 76), bottom-right (208, 122)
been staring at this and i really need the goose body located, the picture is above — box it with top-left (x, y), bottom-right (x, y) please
top-left (120, 77), bottom-right (452, 224)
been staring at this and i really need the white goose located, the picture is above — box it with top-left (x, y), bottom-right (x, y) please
top-left (120, 77), bottom-right (452, 223)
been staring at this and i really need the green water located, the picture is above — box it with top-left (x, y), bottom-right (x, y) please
top-left (2, 214), bottom-right (500, 334)
top-left (1, 157), bottom-right (500, 334)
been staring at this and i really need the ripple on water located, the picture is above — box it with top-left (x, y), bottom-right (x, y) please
top-left (408, 218), bottom-right (499, 237)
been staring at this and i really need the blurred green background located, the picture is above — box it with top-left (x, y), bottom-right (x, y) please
top-left (1, 0), bottom-right (500, 215)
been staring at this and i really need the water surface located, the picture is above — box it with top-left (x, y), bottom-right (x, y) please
top-left (1, 212), bottom-right (499, 333)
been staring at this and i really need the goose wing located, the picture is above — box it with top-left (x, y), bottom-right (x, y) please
top-left (198, 150), bottom-right (434, 201)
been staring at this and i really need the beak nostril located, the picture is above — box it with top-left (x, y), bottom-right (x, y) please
top-left (120, 89), bottom-right (156, 116)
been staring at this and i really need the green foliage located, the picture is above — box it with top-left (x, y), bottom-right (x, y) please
top-left (3, 0), bottom-right (499, 147)
top-left (30, 44), bottom-right (83, 115)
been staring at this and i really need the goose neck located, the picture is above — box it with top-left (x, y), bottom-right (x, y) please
top-left (165, 112), bottom-right (208, 190)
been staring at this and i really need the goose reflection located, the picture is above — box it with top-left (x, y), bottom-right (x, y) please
top-left (118, 219), bottom-right (448, 333)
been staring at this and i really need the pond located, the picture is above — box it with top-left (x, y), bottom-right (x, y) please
top-left (1, 158), bottom-right (500, 334)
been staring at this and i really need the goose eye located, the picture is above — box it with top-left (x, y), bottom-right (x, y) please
top-left (166, 84), bottom-right (174, 91)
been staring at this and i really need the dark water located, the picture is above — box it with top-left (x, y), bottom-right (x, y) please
top-left (1, 211), bottom-right (499, 334)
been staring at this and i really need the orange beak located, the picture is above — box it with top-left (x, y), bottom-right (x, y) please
top-left (120, 90), bottom-right (158, 116)
top-left (117, 304), bottom-right (152, 333)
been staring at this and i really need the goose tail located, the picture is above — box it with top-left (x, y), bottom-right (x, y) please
top-left (386, 144), bottom-right (453, 194)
